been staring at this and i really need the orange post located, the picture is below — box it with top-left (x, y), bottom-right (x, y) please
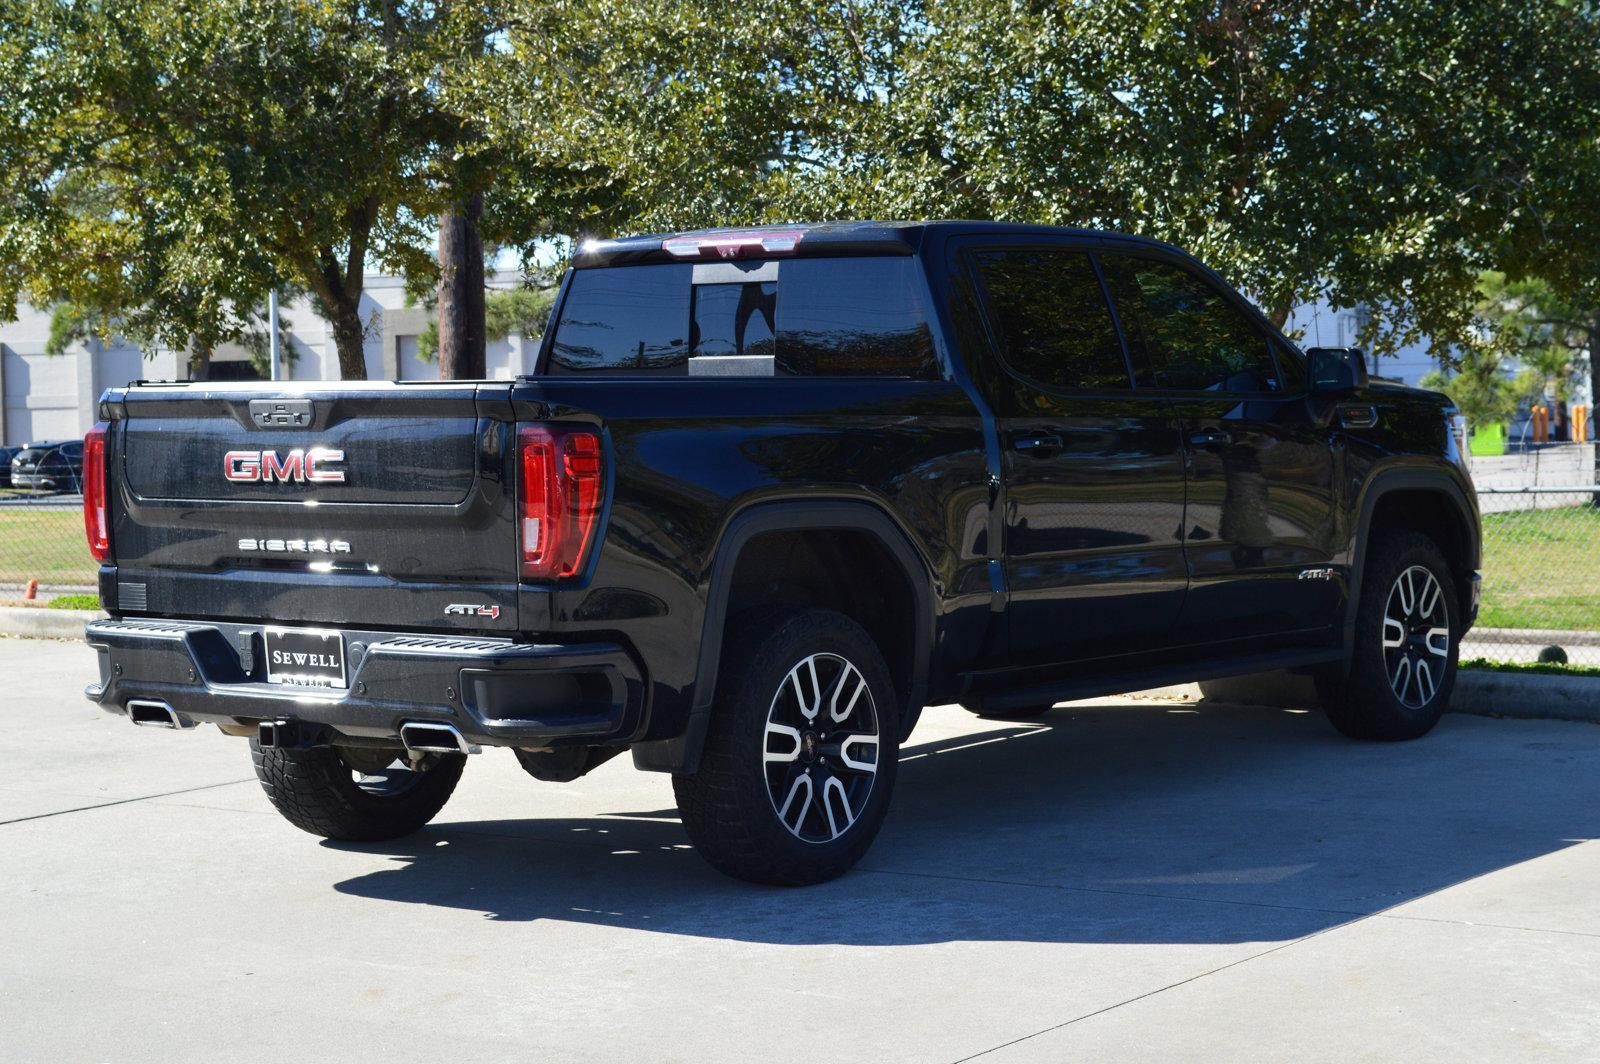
top-left (24, 579), bottom-right (38, 600)
top-left (1575, 405), bottom-right (1589, 443)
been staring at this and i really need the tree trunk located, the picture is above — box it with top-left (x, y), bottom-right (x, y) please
top-left (326, 299), bottom-right (369, 380)
top-left (436, 191), bottom-right (486, 380)
top-left (189, 346), bottom-right (212, 381)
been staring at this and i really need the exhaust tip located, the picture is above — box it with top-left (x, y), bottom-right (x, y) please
top-left (127, 699), bottom-right (194, 730)
top-left (399, 721), bottom-right (480, 756)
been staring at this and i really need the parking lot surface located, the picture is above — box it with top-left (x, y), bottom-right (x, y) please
top-left (5, 636), bottom-right (1599, 1063)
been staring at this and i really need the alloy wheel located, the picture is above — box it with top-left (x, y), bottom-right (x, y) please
top-left (1382, 564), bottom-right (1451, 710)
top-left (762, 652), bottom-right (880, 844)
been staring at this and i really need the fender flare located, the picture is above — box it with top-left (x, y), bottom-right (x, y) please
top-left (1342, 467), bottom-right (1480, 656)
top-left (633, 499), bottom-right (935, 776)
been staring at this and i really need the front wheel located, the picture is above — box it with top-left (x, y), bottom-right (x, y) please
top-left (674, 608), bottom-right (900, 886)
top-left (1317, 530), bottom-right (1459, 741)
top-left (251, 740), bottom-right (466, 842)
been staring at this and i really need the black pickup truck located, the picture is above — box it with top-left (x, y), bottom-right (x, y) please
top-left (81, 221), bottom-right (1480, 885)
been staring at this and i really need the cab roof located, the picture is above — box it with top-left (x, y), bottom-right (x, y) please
top-left (570, 220), bottom-right (1181, 268)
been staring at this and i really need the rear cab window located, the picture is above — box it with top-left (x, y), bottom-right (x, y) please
top-left (545, 257), bottom-right (937, 378)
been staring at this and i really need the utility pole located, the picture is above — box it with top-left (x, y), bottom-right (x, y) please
top-left (268, 289), bottom-right (281, 382)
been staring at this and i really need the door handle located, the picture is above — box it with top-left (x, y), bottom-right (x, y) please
top-left (1188, 429), bottom-right (1231, 449)
top-left (1012, 433), bottom-right (1063, 456)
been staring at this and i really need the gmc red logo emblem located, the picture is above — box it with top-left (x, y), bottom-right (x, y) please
top-left (224, 448), bottom-right (346, 484)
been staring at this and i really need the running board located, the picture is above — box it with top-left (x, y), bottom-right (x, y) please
top-left (961, 647), bottom-right (1346, 713)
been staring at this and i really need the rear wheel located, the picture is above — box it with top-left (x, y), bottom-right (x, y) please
top-left (250, 740), bottom-right (466, 841)
top-left (1317, 530), bottom-right (1459, 740)
top-left (673, 608), bottom-right (899, 886)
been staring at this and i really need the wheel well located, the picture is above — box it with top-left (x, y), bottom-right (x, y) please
top-left (1366, 489), bottom-right (1476, 612)
top-left (724, 529), bottom-right (919, 713)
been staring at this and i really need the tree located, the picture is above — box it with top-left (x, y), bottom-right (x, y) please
top-left (0, 0), bottom-right (591, 380)
top-left (503, 0), bottom-right (1600, 363)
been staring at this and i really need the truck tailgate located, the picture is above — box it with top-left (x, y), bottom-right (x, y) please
top-left (106, 382), bottom-right (520, 632)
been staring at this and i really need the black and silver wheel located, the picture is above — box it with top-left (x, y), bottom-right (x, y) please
top-left (674, 608), bottom-right (900, 885)
top-left (251, 740), bottom-right (466, 842)
top-left (1317, 530), bottom-right (1459, 740)
top-left (1382, 564), bottom-right (1452, 710)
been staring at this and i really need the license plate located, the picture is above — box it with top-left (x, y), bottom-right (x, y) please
top-left (264, 627), bottom-right (347, 689)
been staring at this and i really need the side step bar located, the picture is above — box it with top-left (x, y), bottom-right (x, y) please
top-left (399, 721), bottom-right (481, 756)
top-left (126, 699), bottom-right (195, 730)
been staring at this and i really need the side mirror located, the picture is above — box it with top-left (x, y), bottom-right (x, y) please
top-left (1308, 347), bottom-right (1368, 394)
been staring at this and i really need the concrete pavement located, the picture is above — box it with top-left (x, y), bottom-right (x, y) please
top-left (4, 636), bottom-right (1599, 1062)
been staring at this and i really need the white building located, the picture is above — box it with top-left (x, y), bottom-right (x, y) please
top-left (0, 272), bottom-right (538, 446)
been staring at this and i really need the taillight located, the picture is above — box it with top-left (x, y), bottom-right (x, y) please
top-left (83, 423), bottom-right (110, 561)
top-left (518, 425), bottom-right (604, 581)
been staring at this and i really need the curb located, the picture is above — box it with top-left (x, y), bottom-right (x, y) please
top-left (0, 605), bottom-right (103, 639)
top-left (1134, 669), bottom-right (1600, 725)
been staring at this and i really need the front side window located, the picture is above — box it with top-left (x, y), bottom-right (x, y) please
top-left (1101, 255), bottom-right (1279, 393)
top-left (972, 248), bottom-right (1129, 392)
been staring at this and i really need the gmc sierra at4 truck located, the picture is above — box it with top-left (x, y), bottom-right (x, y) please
top-left (81, 222), bottom-right (1480, 885)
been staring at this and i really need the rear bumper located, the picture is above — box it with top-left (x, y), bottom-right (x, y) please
top-left (84, 617), bottom-right (646, 749)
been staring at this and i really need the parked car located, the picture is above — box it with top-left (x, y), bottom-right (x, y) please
top-left (81, 221), bottom-right (1481, 885)
top-left (0, 446), bottom-right (20, 488)
top-left (11, 440), bottom-right (83, 492)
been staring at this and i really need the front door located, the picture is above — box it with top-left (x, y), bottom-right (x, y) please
top-left (1099, 252), bottom-right (1342, 646)
top-left (965, 242), bottom-right (1189, 669)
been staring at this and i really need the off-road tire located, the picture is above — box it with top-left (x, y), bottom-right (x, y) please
top-left (1317, 530), bottom-right (1459, 741)
top-left (250, 740), bottom-right (466, 842)
top-left (673, 608), bottom-right (900, 886)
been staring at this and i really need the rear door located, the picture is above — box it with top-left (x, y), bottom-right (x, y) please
top-left (109, 382), bottom-right (522, 632)
top-left (1099, 251), bottom-right (1341, 646)
top-left (963, 239), bottom-right (1189, 668)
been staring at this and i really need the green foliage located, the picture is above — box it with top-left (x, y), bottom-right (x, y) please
top-left (0, 0), bottom-right (598, 379)
top-left (1421, 271), bottom-right (1594, 431)
top-left (46, 594), bottom-right (100, 611)
top-left (1461, 657), bottom-right (1600, 679)
top-left (501, 0), bottom-right (1600, 360)
top-left (415, 286), bottom-right (556, 364)
top-left (5, 0), bottom-right (1600, 381)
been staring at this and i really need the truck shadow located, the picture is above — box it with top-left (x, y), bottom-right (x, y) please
top-left (329, 701), bottom-right (1600, 945)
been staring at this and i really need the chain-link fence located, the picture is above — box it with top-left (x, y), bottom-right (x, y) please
top-left (0, 488), bottom-right (97, 601)
top-left (1465, 497), bottom-right (1600, 666)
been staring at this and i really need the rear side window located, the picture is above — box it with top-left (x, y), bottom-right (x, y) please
top-left (972, 249), bottom-right (1130, 392)
top-left (775, 258), bottom-right (935, 376)
top-left (547, 264), bottom-right (691, 374)
top-left (545, 257), bottom-right (935, 377)
top-left (1101, 255), bottom-right (1279, 393)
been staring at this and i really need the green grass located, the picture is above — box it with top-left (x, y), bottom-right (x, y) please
top-left (46, 593), bottom-right (100, 610)
top-left (1479, 506), bottom-right (1600, 630)
top-left (0, 508), bottom-right (97, 586)
top-left (1461, 656), bottom-right (1600, 678)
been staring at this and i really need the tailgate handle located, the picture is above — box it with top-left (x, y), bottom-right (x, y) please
top-left (249, 399), bottom-right (314, 429)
